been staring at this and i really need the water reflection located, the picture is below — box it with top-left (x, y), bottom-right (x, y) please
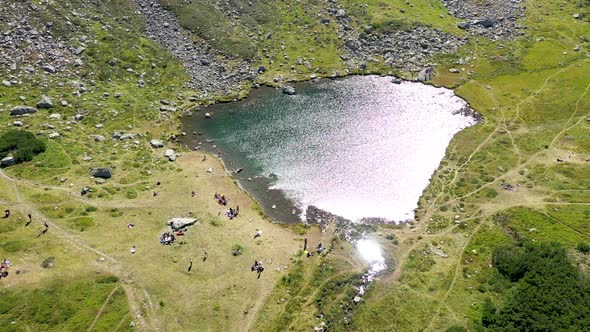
top-left (356, 238), bottom-right (386, 281)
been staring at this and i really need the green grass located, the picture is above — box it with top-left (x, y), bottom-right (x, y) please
top-left (0, 275), bottom-right (130, 332)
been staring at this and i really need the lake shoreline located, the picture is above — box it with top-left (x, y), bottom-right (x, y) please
top-left (181, 75), bottom-right (481, 225)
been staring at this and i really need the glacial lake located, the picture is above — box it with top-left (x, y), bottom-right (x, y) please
top-left (184, 76), bottom-right (479, 223)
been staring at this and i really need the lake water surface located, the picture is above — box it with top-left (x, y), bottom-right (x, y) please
top-left (185, 76), bottom-right (478, 223)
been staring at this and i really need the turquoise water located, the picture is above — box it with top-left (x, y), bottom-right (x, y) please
top-left (185, 76), bottom-right (478, 223)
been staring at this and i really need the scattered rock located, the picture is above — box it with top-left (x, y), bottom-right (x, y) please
top-left (91, 167), bottom-right (113, 179)
top-left (0, 156), bottom-right (16, 167)
top-left (150, 139), bottom-right (164, 148)
top-left (12, 121), bottom-right (24, 127)
top-left (48, 132), bottom-right (60, 139)
top-left (10, 106), bottom-right (37, 116)
top-left (37, 95), bottom-right (54, 109)
top-left (458, 22), bottom-right (470, 30)
top-left (282, 85), bottom-right (296, 95)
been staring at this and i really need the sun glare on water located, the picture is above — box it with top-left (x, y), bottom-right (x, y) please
top-left (357, 239), bottom-right (386, 275)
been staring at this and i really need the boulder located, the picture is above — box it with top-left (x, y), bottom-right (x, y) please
top-left (119, 133), bottom-right (136, 140)
top-left (94, 135), bottom-right (106, 142)
top-left (48, 113), bottom-right (61, 120)
top-left (91, 167), bottom-right (113, 179)
top-left (164, 149), bottom-right (175, 157)
top-left (477, 19), bottom-right (496, 28)
top-left (282, 85), bottom-right (296, 95)
top-left (48, 132), bottom-right (60, 139)
top-left (12, 121), bottom-right (24, 127)
top-left (75, 113), bottom-right (84, 121)
top-left (0, 156), bottom-right (16, 167)
top-left (150, 139), bottom-right (164, 148)
top-left (458, 22), bottom-right (470, 30)
top-left (167, 217), bottom-right (200, 231)
top-left (10, 106), bottom-right (37, 116)
top-left (37, 95), bottom-right (54, 109)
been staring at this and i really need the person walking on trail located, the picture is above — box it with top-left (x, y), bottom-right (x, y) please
top-left (130, 246), bottom-right (137, 254)
top-left (188, 258), bottom-right (193, 272)
top-left (27, 214), bottom-right (32, 223)
top-left (3, 210), bottom-right (9, 218)
top-left (203, 250), bottom-right (208, 262)
top-left (253, 229), bottom-right (262, 239)
top-left (303, 238), bottom-right (308, 251)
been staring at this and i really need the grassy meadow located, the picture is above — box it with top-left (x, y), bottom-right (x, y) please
top-left (0, 0), bottom-right (589, 331)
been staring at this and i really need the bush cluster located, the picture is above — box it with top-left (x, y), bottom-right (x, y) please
top-left (0, 130), bottom-right (46, 164)
top-left (483, 242), bottom-right (590, 330)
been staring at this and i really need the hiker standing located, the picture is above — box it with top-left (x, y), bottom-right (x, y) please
top-left (188, 258), bottom-right (193, 272)
top-left (3, 210), bottom-right (9, 218)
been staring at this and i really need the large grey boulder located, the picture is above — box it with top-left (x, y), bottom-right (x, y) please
top-left (150, 139), bottom-right (164, 148)
top-left (91, 167), bottom-right (112, 179)
top-left (167, 218), bottom-right (200, 231)
top-left (10, 106), bottom-right (37, 116)
top-left (37, 95), bottom-right (54, 109)
top-left (0, 156), bottom-right (16, 167)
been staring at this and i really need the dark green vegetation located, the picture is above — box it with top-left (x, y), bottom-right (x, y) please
top-left (0, 275), bottom-right (130, 332)
top-left (483, 242), bottom-right (590, 331)
top-left (0, 130), bottom-right (46, 164)
top-left (1, 0), bottom-right (589, 331)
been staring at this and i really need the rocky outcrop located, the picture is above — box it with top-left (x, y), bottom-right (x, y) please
top-left (133, 0), bottom-right (255, 97)
top-left (0, 2), bottom-right (76, 80)
top-left (440, 0), bottom-right (525, 39)
top-left (341, 26), bottom-right (467, 74)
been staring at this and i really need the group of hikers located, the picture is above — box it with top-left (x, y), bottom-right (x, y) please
top-left (214, 192), bottom-right (228, 206)
top-left (159, 232), bottom-right (177, 245)
top-left (303, 238), bottom-right (325, 257)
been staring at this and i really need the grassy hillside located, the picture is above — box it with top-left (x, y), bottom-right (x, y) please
top-left (0, 0), bottom-right (589, 331)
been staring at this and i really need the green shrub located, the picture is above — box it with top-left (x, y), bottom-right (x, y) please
top-left (126, 189), bottom-right (138, 199)
top-left (0, 130), bottom-right (46, 164)
top-left (576, 242), bottom-right (590, 253)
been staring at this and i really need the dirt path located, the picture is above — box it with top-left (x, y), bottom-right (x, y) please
top-left (0, 169), bottom-right (152, 331)
top-left (88, 284), bottom-right (122, 332)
